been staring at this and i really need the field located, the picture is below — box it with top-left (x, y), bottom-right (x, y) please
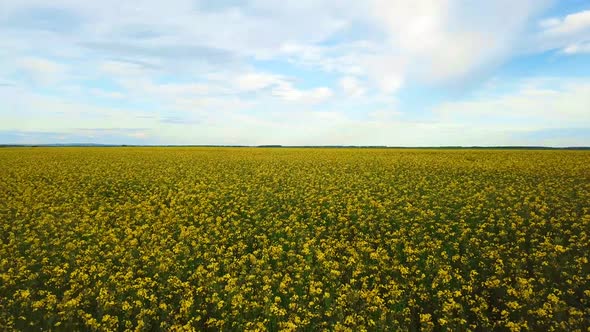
top-left (1, 147), bottom-right (589, 331)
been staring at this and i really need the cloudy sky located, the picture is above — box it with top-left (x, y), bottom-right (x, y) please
top-left (1, 0), bottom-right (589, 146)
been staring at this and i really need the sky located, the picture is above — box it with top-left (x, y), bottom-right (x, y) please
top-left (1, 0), bottom-right (589, 146)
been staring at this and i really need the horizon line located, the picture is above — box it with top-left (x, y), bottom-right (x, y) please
top-left (1, 143), bottom-right (589, 150)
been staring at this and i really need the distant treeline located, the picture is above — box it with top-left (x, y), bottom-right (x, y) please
top-left (256, 145), bottom-right (589, 150)
top-left (1, 144), bottom-right (589, 150)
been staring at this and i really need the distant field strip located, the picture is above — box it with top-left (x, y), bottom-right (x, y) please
top-left (1, 148), bottom-right (589, 330)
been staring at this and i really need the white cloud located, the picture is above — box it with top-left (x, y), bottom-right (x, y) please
top-left (539, 17), bottom-right (560, 29)
top-left (562, 41), bottom-right (590, 54)
top-left (99, 60), bottom-right (153, 78)
top-left (369, 109), bottom-right (402, 121)
top-left (263, 0), bottom-right (553, 89)
top-left (271, 82), bottom-right (333, 103)
top-left (89, 88), bottom-right (125, 99)
top-left (234, 72), bottom-right (283, 92)
top-left (541, 10), bottom-right (590, 36)
top-left (537, 9), bottom-right (590, 54)
top-left (18, 57), bottom-right (65, 84)
top-left (434, 78), bottom-right (590, 128)
top-left (98, 60), bottom-right (229, 100)
top-left (157, 83), bottom-right (211, 96)
top-left (339, 76), bottom-right (366, 97)
top-left (364, 55), bottom-right (406, 93)
top-left (127, 131), bottom-right (148, 139)
top-left (0, 90), bottom-right (157, 132)
top-left (3, 75), bottom-right (589, 146)
top-left (370, 0), bottom-right (551, 83)
top-left (2, 0), bottom-right (590, 147)
top-left (1, 0), bottom-right (557, 97)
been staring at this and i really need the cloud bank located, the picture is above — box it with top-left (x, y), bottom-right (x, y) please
top-left (1, 0), bottom-right (589, 145)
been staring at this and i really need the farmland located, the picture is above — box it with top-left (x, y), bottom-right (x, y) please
top-left (1, 147), bottom-right (589, 331)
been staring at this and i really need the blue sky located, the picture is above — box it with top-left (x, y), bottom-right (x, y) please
top-left (1, 0), bottom-right (589, 146)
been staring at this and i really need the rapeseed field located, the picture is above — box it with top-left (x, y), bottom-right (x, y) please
top-left (1, 147), bottom-right (589, 331)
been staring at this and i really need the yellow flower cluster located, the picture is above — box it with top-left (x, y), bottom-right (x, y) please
top-left (1, 147), bottom-right (589, 331)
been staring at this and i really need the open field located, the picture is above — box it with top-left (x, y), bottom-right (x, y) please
top-left (1, 147), bottom-right (589, 331)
